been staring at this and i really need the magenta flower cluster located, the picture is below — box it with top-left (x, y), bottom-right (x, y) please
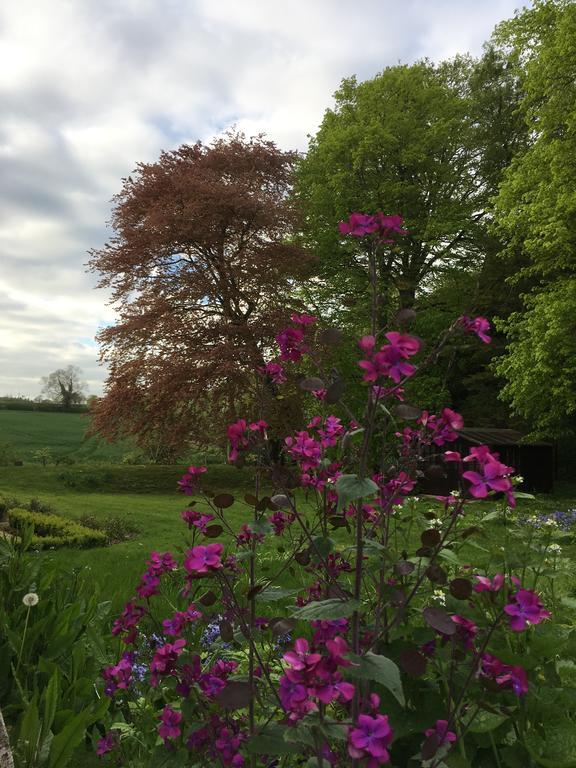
top-left (279, 635), bottom-right (355, 721)
top-left (358, 332), bottom-right (420, 384)
top-left (96, 211), bottom-right (554, 767)
top-left (338, 211), bottom-right (407, 243)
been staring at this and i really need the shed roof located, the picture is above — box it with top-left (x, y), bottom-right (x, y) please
top-left (457, 428), bottom-right (553, 447)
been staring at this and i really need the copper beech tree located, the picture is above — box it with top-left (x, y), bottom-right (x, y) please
top-left (88, 133), bottom-right (313, 459)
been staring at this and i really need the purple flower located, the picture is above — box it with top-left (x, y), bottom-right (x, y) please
top-left (162, 603), bottom-right (202, 635)
top-left (348, 713), bottom-right (393, 765)
top-left (96, 730), bottom-right (119, 756)
top-left (102, 654), bottom-right (133, 696)
top-left (504, 589), bottom-right (551, 631)
top-left (260, 361), bottom-right (286, 384)
top-left (424, 720), bottom-right (457, 747)
top-left (184, 543), bottom-right (224, 575)
top-left (474, 573), bottom-right (505, 593)
top-left (135, 571), bottom-right (161, 599)
top-left (111, 600), bottom-right (145, 644)
top-left (284, 431), bottom-right (322, 472)
top-left (458, 315), bottom-right (491, 344)
top-left (177, 465), bottom-right (207, 495)
top-left (338, 212), bottom-right (406, 242)
top-left (358, 333), bottom-right (420, 384)
top-left (451, 615), bottom-right (478, 650)
top-left (276, 326), bottom-right (307, 362)
top-left (496, 665), bottom-right (529, 696)
top-left (339, 212), bottom-right (380, 237)
top-left (150, 638), bottom-right (186, 685)
top-left (181, 508), bottom-right (215, 532)
top-left (462, 448), bottom-right (516, 507)
top-left (479, 653), bottom-right (530, 696)
top-left (283, 638), bottom-right (322, 672)
top-left (290, 313), bottom-right (317, 326)
top-left (158, 706), bottom-right (182, 742)
top-left (227, 419), bottom-right (248, 461)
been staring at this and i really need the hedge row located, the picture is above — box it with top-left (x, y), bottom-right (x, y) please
top-left (7, 508), bottom-right (107, 549)
top-left (56, 463), bottom-right (258, 493)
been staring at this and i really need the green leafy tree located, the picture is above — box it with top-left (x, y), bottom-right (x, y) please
top-left (494, 281), bottom-right (576, 437)
top-left (294, 57), bottom-right (521, 321)
top-left (294, 54), bottom-right (526, 422)
top-left (491, 0), bottom-right (576, 436)
top-left (492, 0), bottom-right (576, 283)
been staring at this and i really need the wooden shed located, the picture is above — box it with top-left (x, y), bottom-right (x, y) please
top-left (420, 428), bottom-right (555, 496)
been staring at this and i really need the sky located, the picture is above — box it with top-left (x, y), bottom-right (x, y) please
top-left (0, 0), bottom-right (526, 399)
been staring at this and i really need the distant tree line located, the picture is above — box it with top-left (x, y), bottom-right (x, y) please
top-left (0, 396), bottom-right (89, 413)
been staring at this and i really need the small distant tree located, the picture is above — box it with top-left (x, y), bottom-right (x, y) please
top-left (32, 447), bottom-right (52, 467)
top-left (40, 366), bottom-right (88, 409)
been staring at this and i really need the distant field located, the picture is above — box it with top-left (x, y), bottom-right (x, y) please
top-left (0, 409), bottom-right (133, 462)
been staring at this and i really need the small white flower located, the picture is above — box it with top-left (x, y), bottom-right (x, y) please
top-left (548, 543), bottom-right (562, 554)
top-left (431, 589), bottom-right (446, 606)
top-left (544, 518), bottom-right (558, 528)
top-left (449, 490), bottom-right (461, 498)
top-left (22, 592), bottom-right (39, 607)
top-left (429, 518), bottom-right (443, 529)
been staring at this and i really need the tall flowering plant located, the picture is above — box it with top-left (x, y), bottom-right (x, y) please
top-left (96, 212), bottom-right (549, 767)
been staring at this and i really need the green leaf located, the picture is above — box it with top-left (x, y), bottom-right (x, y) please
top-left (335, 474), bottom-right (378, 511)
top-left (149, 747), bottom-right (190, 768)
top-left (525, 719), bottom-right (576, 767)
top-left (346, 652), bottom-right (405, 706)
top-left (465, 709), bottom-right (509, 733)
top-left (513, 492), bottom-right (535, 499)
top-left (19, 695), bottom-right (41, 766)
top-left (40, 669), bottom-right (60, 750)
top-left (257, 586), bottom-right (300, 602)
top-left (283, 720), bottom-right (316, 749)
top-left (437, 549), bottom-right (461, 566)
top-left (247, 727), bottom-right (300, 755)
top-left (310, 536), bottom-right (334, 560)
top-left (249, 519), bottom-right (273, 536)
top-left (292, 599), bottom-right (359, 620)
top-left (48, 701), bottom-right (107, 768)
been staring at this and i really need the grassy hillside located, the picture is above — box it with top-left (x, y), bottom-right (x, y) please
top-left (0, 409), bottom-right (132, 462)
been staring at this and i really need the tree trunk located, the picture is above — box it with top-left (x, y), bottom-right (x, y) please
top-left (0, 706), bottom-right (14, 768)
top-left (397, 277), bottom-right (416, 309)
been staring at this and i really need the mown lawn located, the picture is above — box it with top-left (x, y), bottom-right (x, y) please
top-left (2, 462), bottom-right (576, 609)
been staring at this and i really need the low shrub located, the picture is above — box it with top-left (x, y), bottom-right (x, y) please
top-left (78, 513), bottom-right (140, 543)
top-left (7, 508), bottom-right (107, 549)
top-left (0, 495), bottom-right (55, 518)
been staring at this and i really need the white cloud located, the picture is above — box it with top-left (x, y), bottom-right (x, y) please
top-left (0, 0), bottom-right (525, 397)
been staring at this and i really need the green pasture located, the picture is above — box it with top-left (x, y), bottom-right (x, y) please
top-left (0, 463), bottom-right (259, 605)
top-left (0, 409), bottom-right (131, 462)
top-left (2, 461), bottom-right (576, 611)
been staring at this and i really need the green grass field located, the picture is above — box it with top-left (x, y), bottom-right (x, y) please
top-left (0, 409), bottom-right (132, 462)
top-left (2, 408), bottom-right (576, 611)
top-left (3, 459), bottom-right (576, 610)
top-left (0, 463), bottom-right (261, 606)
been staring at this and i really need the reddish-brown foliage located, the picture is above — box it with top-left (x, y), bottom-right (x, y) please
top-left (88, 132), bottom-right (313, 459)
